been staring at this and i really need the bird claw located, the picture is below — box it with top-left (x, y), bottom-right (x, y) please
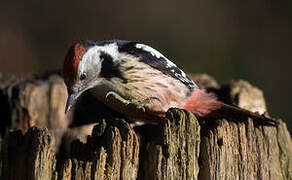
top-left (129, 99), bottom-right (146, 112)
top-left (105, 91), bottom-right (116, 99)
top-left (105, 91), bottom-right (160, 112)
top-left (106, 91), bottom-right (130, 105)
top-left (129, 96), bottom-right (162, 112)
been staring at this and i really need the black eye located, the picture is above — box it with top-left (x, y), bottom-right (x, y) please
top-left (80, 73), bottom-right (87, 80)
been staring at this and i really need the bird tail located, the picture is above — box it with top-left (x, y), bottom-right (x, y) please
top-left (180, 90), bottom-right (223, 117)
top-left (180, 90), bottom-right (278, 126)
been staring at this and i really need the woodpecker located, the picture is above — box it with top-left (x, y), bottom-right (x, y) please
top-left (62, 40), bottom-right (278, 125)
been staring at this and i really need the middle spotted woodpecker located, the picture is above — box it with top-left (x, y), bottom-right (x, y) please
top-left (62, 40), bottom-right (278, 126)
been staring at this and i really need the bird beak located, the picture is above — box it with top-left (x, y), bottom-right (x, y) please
top-left (65, 91), bottom-right (79, 114)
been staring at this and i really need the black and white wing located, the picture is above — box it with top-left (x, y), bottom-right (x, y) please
top-left (117, 41), bottom-right (198, 91)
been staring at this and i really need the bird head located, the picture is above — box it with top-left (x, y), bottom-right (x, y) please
top-left (62, 40), bottom-right (119, 113)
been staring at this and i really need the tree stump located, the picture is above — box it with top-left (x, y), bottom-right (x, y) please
top-left (0, 73), bottom-right (291, 180)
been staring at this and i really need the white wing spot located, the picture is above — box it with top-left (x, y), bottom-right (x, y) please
top-left (136, 43), bottom-right (177, 68)
top-left (180, 70), bottom-right (187, 78)
top-left (135, 43), bottom-right (196, 90)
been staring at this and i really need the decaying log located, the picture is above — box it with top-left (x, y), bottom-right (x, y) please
top-left (0, 73), bottom-right (69, 149)
top-left (0, 73), bottom-right (291, 180)
top-left (199, 80), bottom-right (292, 180)
top-left (3, 127), bottom-right (56, 180)
top-left (57, 118), bottom-right (139, 180)
top-left (2, 117), bottom-right (139, 179)
top-left (140, 109), bottom-right (200, 180)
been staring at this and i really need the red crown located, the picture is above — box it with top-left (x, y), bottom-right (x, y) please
top-left (63, 43), bottom-right (88, 84)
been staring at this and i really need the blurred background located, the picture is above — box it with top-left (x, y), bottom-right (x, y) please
top-left (0, 1), bottom-right (291, 131)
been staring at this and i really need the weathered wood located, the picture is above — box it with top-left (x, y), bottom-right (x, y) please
top-left (0, 73), bottom-right (291, 180)
top-left (2, 127), bottom-right (56, 180)
top-left (199, 80), bottom-right (292, 180)
top-left (1, 74), bottom-right (70, 149)
top-left (2, 119), bottom-right (139, 180)
top-left (141, 109), bottom-right (200, 180)
top-left (54, 118), bottom-right (138, 180)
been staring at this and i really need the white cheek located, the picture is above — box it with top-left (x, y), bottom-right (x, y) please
top-left (78, 44), bottom-right (119, 76)
top-left (78, 49), bottom-right (102, 76)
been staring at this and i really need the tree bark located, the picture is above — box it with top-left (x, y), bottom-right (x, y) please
top-left (2, 128), bottom-right (56, 180)
top-left (140, 109), bottom-right (200, 180)
top-left (198, 80), bottom-right (292, 180)
top-left (0, 73), bottom-right (291, 179)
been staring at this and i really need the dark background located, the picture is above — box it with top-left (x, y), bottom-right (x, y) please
top-left (0, 1), bottom-right (291, 131)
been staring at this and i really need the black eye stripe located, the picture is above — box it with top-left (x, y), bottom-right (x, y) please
top-left (99, 51), bottom-right (112, 61)
top-left (99, 51), bottom-right (115, 78)
top-left (99, 51), bottom-right (127, 82)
